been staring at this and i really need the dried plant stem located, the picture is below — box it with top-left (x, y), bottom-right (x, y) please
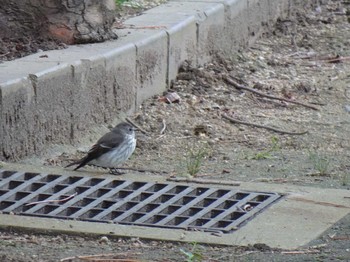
top-left (125, 117), bottom-right (148, 135)
top-left (223, 76), bottom-right (319, 111)
top-left (26, 192), bottom-right (77, 206)
top-left (114, 167), bottom-right (168, 174)
top-left (160, 119), bottom-right (167, 134)
top-left (167, 177), bottom-right (241, 186)
top-left (60, 252), bottom-right (139, 262)
top-left (222, 114), bottom-right (308, 136)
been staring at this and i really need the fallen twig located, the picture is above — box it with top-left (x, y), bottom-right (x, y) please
top-left (309, 101), bottom-right (327, 106)
top-left (125, 117), bottom-right (148, 135)
top-left (298, 55), bottom-right (350, 63)
top-left (256, 97), bottom-right (288, 108)
top-left (25, 192), bottom-right (77, 206)
top-left (345, 88), bottom-right (350, 100)
top-left (60, 252), bottom-right (139, 262)
top-left (113, 167), bottom-right (168, 174)
top-left (231, 251), bottom-right (259, 258)
top-left (286, 51), bottom-right (317, 58)
top-left (167, 177), bottom-right (241, 186)
top-left (0, 52), bottom-right (10, 57)
top-left (114, 24), bottom-right (167, 30)
top-left (0, 236), bottom-right (39, 244)
top-left (160, 119), bottom-right (167, 135)
top-left (306, 172), bottom-right (331, 177)
top-left (281, 249), bottom-right (320, 254)
top-left (330, 235), bottom-right (350, 240)
top-left (222, 114), bottom-right (308, 136)
top-left (0, 236), bottom-right (13, 240)
top-left (251, 178), bottom-right (303, 183)
top-left (223, 76), bottom-right (319, 111)
top-left (320, 56), bottom-right (350, 63)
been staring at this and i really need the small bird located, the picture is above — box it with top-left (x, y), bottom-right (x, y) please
top-left (66, 122), bottom-right (137, 174)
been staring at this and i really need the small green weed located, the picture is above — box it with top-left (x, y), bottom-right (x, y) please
top-left (115, 0), bottom-right (129, 6)
top-left (252, 136), bottom-right (280, 160)
top-left (340, 173), bottom-right (349, 186)
top-left (180, 242), bottom-right (204, 262)
top-left (308, 150), bottom-right (330, 176)
top-left (186, 146), bottom-right (208, 177)
top-left (252, 151), bottom-right (273, 160)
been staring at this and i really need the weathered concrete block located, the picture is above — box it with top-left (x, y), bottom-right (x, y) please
top-left (61, 44), bottom-right (137, 143)
top-left (69, 58), bottom-right (107, 138)
top-left (268, 0), bottom-right (290, 22)
top-left (171, 0), bottom-right (250, 54)
top-left (247, 0), bottom-right (270, 45)
top-left (136, 32), bottom-right (168, 105)
top-left (163, 1), bottom-right (227, 65)
top-left (0, 60), bottom-right (72, 160)
top-left (117, 29), bottom-right (168, 106)
top-left (0, 41), bottom-right (138, 160)
top-left (0, 60), bottom-right (60, 83)
top-left (103, 43), bottom-right (137, 115)
top-left (167, 17), bottom-right (197, 84)
top-left (0, 78), bottom-right (34, 160)
top-left (222, 0), bottom-right (249, 53)
top-left (28, 64), bottom-right (77, 145)
top-left (136, 1), bottom-right (226, 77)
top-left (127, 3), bottom-right (199, 84)
top-left (197, 3), bottom-right (225, 65)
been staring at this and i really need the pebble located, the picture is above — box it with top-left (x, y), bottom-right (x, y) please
top-left (99, 236), bottom-right (110, 244)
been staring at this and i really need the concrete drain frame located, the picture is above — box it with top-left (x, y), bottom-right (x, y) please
top-left (0, 169), bottom-right (281, 231)
top-left (0, 169), bottom-right (283, 244)
top-left (0, 167), bottom-right (350, 249)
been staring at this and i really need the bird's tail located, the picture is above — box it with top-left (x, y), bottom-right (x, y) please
top-left (65, 155), bottom-right (91, 170)
top-left (65, 160), bottom-right (82, 170)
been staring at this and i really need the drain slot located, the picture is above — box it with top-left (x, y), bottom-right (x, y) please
top-left (0, 170), bottom-right (281, 233)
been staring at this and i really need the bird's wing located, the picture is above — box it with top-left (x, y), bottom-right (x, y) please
top-left (90, 131), bottom-right (125, 152)
top-left (71, 131), bottom-right (124, 170)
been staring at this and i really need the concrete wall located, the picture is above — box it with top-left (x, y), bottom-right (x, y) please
top-left (0, 0), bottom-right (315, 161)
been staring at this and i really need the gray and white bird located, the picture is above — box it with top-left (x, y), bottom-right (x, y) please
top-left (66, 122), bottom-right (136, 174)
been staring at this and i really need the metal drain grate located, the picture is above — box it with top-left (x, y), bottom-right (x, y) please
top-left (0, 170), bottom-right (281, 233)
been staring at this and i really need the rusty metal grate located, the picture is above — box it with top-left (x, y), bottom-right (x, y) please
top-left (0, 170), bottom-right (281, 233)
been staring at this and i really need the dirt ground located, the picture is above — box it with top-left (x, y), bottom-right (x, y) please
top-left (1, 0), bottom-right (350, 261)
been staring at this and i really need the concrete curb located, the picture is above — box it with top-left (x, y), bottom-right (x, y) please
top-left (0, 0), bottom-right (308, 160)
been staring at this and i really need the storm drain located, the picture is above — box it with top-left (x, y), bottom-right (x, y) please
top-left (0, 170), bottom-right (281, 233)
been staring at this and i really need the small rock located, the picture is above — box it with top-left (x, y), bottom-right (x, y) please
top-left (253, 243), bottom-right (271, 251)
top-left (344, 105), bottom-right (350, 113)
top-left (193, 124), bottom-right (210, 136)
top-left (99, 236), bottom-right (110, 244)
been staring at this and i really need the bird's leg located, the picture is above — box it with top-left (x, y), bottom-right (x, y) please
top-left (109, 168), bottom-right (125, 175)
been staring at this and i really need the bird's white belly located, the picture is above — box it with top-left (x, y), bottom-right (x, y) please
top-left (89, 137), bottom-right (136, 168)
